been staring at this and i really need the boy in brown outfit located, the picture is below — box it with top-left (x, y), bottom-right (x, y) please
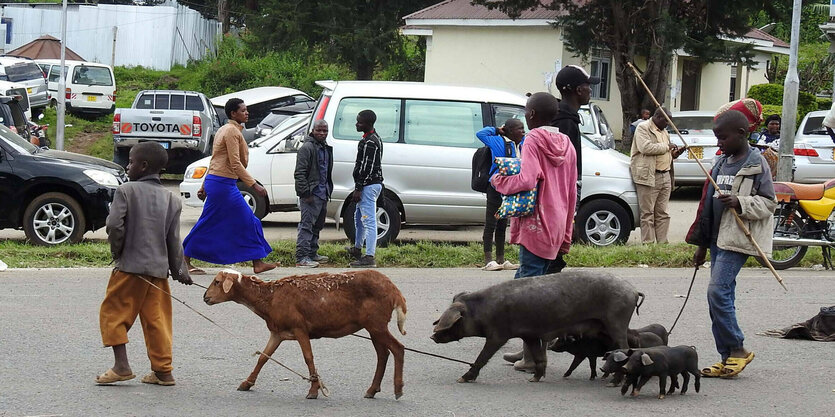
top-left (96, 142), bottom-right (192, 386)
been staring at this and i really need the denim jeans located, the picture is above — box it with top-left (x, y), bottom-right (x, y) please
top-left (514, 245), bottom-right (552, 279)
top-left (354, 184), bottom-right (382, 256)
top-left (708, 244), bottom-right (748, 360)
top-left (295, 196), bottom-right (327, 261)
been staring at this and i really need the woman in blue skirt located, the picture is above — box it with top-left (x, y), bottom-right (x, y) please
top-left (183, 98), bottom-right (277, 274)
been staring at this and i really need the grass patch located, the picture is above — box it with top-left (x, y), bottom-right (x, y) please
top-left (0, 240), bottom-right (825, 270)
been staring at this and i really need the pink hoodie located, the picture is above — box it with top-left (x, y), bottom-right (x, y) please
top-left (490, 126), bottom-right (577, 260)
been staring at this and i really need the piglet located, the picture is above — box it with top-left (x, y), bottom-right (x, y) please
top-left (620, 345), bottom-right (701, 399)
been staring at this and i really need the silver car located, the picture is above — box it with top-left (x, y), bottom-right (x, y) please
top-left (667, 111), bottom-right (718, 185)
top-left (579, 103), bottom-right (615, 149)
top-left (793, 111), bottom-right (835, 184)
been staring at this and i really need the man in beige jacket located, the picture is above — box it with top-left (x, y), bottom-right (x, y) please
top-left (630, 107), bottom-right (684, 243)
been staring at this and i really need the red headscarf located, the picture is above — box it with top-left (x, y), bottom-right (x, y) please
top-left (714, 98), bottom-right (764, 133)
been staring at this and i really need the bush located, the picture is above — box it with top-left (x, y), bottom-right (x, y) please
top-left (818, 97), bottom-right (833, 111)
top-left (747, 83), bottom-right (817, 122)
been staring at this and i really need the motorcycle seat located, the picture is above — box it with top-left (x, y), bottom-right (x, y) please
top-left (774, 182), bottom-right (825, 202)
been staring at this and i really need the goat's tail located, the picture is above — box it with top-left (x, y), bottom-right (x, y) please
top-left (394, 295), bottom-right (407, 336)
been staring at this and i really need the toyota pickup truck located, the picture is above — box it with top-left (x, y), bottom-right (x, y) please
top-left (112, 90), bottom-right (221, 173)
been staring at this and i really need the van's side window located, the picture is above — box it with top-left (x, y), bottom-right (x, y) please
top-left (136, 93), bottom-right (154, 109)
top-left (492, 104), bottom-right (527, 130)
top-left (332, 98), bottom-right (400, 143)
top-left (48, 66), bottom-right (67, 83)
top-left (404, 100), bottom-right (483, 148)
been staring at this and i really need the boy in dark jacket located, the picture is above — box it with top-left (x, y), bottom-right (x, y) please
top-left (347, 109), bottom-right (383, 268)
top-left (96, 142), bottom-right (192, 386)
top-left (294, 120), bottom-right (333, 267)
top-left (548, 65), bottom-right (599, 272)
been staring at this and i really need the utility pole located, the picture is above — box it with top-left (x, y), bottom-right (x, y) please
top-left (111, 26), bottom-right (117, 68)
top-left (56, 0), bottom-right (68, 151)
top-left (777, 0), bottom-right (802, 182)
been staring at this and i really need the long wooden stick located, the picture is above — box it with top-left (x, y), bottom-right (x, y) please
top-left (627, 62), bottom-right (787, 291)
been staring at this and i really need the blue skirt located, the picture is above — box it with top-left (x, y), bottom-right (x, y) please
top-left (183, 174), bottom-right (272, 264)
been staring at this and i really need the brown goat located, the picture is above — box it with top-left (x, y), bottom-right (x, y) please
top-left (203, 269), bottom-right (407, 399)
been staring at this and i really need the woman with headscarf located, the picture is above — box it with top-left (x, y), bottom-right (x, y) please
top-left (756, 114), bottom-right (781, 149)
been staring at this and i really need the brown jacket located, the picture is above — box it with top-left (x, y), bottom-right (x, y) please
top-left (106, 174), bottom-right (188, 281)
top-left (630, 120), bottom-right (673, 187)
top-left (208, 120), bottom-right (256, 186)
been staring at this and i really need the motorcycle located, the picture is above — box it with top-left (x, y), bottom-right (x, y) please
top-left (30, 122), bottom-right (50, 148)
top-left (757, 179), bottom-right (835, 270)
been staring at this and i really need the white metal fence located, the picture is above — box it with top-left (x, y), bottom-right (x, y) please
top-left (0, 1), bottom-right (220, 70)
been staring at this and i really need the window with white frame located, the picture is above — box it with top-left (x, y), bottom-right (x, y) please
top-left (590, 49), bottom-right (612, 100)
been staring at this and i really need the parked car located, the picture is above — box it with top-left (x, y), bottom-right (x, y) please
top-left (0, 56), bottom-right (48, 114)
top-left (36, 59), bottom-right (116, 116)
top-left (247, 102), bottom-right (316, 142)
top-left (179, 113), bottom-right (311, 218)
top-left (667, 111), bottom-right (718, 186)
top-left (210, 86), bottom-right (315, 130)
top-left (112, 90), bottom-right (221, 173)
top-left (579, 103), bottom-right (615, 149)
top-left (0, 123), bottom-right (126, 245)
top-left (792, 111), bottom-right (835, 184)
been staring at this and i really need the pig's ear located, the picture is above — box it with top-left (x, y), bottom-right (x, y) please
top-left (452, 291), bottom-right (469, 302)
top-left (433, 307), bottom-right (464, 332)
top-left (613, 351), bottom-right (628, 362)
top-left (641, 353), bottom-right (653, 366)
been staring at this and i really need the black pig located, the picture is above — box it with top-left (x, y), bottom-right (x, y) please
top-left (430, 271), bottom-right (644, 383)
top-left (620, 345), bottom-right (701, 399)
top-left (548, 322), bottom-right (667, 380)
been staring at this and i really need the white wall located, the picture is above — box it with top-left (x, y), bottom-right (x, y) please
top-left (1, 2), bottom-right (219, 70)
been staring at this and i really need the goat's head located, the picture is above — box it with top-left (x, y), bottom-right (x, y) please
top-left (204, 269), bottom-right (244, 305)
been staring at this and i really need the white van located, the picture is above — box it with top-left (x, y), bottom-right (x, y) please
top-left (310, 81), bottom-right (639, 246)
top-left (0, 56), bottom-right (48, 112)
top-left (36, 59), bottom-right (116, 115)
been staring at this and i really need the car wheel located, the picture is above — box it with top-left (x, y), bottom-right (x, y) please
top-left (237, 182), bottom-right (269, 220)
top-left (575, 199), bottom-right (630, 246)
top-left (342, 196), bottom-right (401, 247)
top-left (23, 192), bottom-right (86, 246)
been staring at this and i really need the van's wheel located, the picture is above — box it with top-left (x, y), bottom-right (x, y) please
top-left (237, 181), bottom-right (269, 220)
top-left (575, 199), bottom-right (630, 246)
top-left (342, 197), bottom-right (401, 247)
top-left (23, 192), bottom-right (86, 246)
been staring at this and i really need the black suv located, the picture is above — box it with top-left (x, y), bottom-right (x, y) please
top-left (0, 123), bottom-right (126, 245)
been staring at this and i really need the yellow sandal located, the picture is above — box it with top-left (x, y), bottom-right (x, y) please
top-left (701, 362), bottom-right (724, 377)
top-left (720, 352), bottom-right (755, 378)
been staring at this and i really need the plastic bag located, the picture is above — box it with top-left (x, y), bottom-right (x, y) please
top-left (493, 157), bottom-right (537, 219)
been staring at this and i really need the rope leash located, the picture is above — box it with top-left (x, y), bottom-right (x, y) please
top-left (135, 275), bottom-right (329, 397)
top-left (349, 334), bottom-right (475, 367)
top-left (667, 266), bottom-right (698, 336)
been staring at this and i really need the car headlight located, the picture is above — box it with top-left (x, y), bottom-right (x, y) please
top-left (84, 169), bottom-right (120, 187)
top-left (185, 166), bottom-right (208, 179)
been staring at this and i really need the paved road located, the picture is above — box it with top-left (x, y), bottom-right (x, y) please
top-left (0, 181), bottom-right (702, 245)
top-left (1, 267), bottom-right (831, 416)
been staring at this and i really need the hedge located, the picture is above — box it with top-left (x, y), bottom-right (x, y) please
top-left (747, 83), bottom-right (817, 119)
top-left (818, 97), bottom-right (833, 111)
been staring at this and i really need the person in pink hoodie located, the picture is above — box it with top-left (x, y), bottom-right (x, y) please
top-left (491, 92), bottom-right (578, 278)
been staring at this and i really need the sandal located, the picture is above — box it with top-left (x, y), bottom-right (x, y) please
top-left (141, 372), bottom-right (176, 386)
top-left (720, 352), bottom-right (755, 378)
top-left (188, 267), bottom-right (206, 275)
top-left (96, 368), bottom-right (135, 384)
top-left (701, 362), bottom-right (724, 377)
top-left (483, 261), bottom-right (503, 271)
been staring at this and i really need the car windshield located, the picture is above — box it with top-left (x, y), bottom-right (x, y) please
top-left (4, 63), bottom-right (44, 82)
top-left (580, 134), bottom-right (603, 150)
top-left (258, 112), bottom-right (290, 129)
top-left (578, 108), bottom-right (595, 134)
top-left (803, 116), bottom-right (827, 134)
top-left (671, 116), bottom-right (714, 134)
top-left (0, 123), bottom-right (37, 154)
top-left (72, 66), bottom-right (113, 86)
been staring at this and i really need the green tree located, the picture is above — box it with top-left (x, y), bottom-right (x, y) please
top-left (240, 0), bottom-right (436, 80)
top-left (472, 0), bottom-right (776, 147)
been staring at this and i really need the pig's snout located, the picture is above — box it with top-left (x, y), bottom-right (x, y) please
top-left (430, 334), bottom-right (437, 342)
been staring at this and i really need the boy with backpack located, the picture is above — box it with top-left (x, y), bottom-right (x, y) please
top-left (474, 119), bottom-right (525, 270)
